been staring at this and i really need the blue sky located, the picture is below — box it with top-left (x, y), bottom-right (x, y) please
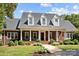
top-left (13, 3), bottom-right (79, 18)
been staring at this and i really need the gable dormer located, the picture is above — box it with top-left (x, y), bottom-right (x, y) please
top-left (40, 14), bottom-right (47, 26)
top-left (52, 15), bottom-right (59, 26)
top-left (28, 14), bottom-right (34, 26)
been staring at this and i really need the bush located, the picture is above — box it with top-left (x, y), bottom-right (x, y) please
top-left (0, 41), bottom-right (3, 46)
top-left (73, 39), bottom-right (79, 45)
top-left (35, 39), bottom-right (40, 42)
top-left (14, 40), bottom-right (18, 46)
top-left (8, 41), bottom-right (15, 46)
top-left (33, 43), bottom-right (42, 46)
top-left (18, 40), bottom-right (25, 45)
top-left (52, 42), bottom-right (59, 46)
top-left (25, 42), bottom-right (31, 45)
top-left (49, 39), bottom-right (55, 44)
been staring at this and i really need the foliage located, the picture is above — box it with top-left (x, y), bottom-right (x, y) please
top-left (8, 41), bottom-right (15, 46)
top-left (64, 14), bottom-right (79, 28)
top-left (73, 39), bottom-right (79, 45)
top-left (58, 45), bottom-right (79, 51)
top-left (18, 40), bottom-right (25, 45)
top-left (14, 40), bottom-right (18, 46)
top-left (35, 39), bottom-right (40, 42)
top-left (0, 41), bottom-right (3, 46)
top-left (52, 42), bottom-right (59, 46)
top-left (25, 42), bottom-right (31, 45)
top-left (0, 3), bottom-right (17, 33)
top-left (49, 39), bottom-right (55, 44)
top-left (33, 43), bottom-right (42, 46)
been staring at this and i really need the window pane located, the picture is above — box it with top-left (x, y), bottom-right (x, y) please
top-left (55, 19), bottom-right (58, 22)
top-left (42, 18), bottom-right (46, 24)
top-left (29, 17), bottom-right (32, 24)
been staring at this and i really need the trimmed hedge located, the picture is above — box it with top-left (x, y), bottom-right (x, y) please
top-left (18, 40), bottom-right (25, 45)
top-left (8, 41), bottom-right (15, 46)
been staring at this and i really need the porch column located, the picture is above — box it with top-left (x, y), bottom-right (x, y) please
top-left (20, 30), bottom-right (22, 40)
top-left (44, 31), bottom-right (46, 41)
top-left (39, 30), bottom-right (41, 41)
top-left (29, 30), bottom-right (31, 41)
top-left (48, 31), bottom-right (50, 41)
top-left (56, 31), bottom-right (59, 41)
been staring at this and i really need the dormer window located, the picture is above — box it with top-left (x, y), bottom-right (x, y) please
top-left (28, 14), bottom-right (34, 25)
top-left (41, 15), bottom-right (47, 26)
top-left (55, 19), bottom-right (58, 22)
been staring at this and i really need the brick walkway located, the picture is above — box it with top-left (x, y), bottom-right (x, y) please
top-left (42, 44), bottom-right (62, 53)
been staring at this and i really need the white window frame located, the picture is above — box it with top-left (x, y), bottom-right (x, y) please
top-left (28, 14), bottom-right (34, 26)
top-left (24, 32), bottom-right (29, 39)
top-left (41, 16), bottom-right (47, 26)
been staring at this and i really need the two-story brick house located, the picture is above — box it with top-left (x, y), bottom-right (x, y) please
top-left (2, 12), bottom-right (77, 42)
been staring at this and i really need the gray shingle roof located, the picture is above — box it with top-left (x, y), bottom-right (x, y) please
top-left (3, 12), bottom-right (77, 32)
top-left (60, 20), bottom-right (77, 32)
top-left (3, 18), bottom-right (20, 30)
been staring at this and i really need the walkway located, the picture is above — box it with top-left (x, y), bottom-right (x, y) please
top-left (42, 44), bottom-right (62, 53)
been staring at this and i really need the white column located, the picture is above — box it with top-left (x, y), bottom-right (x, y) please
top-left (48, 31), bottom-right (50, 41)
top-left (44, 31), bottom-right (46, 41)
top-left (30, 30), bottom-right (31, 41)
top-left (56, 31), bottom-right (59, 41)
top-left (20, 30), bottom-right (22, 40)
top-left (39, 31), bottom-right (41, 41)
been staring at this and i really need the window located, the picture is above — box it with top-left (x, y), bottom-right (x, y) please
top-left (32, 32), bottom-right (38, 41)
top-left (55, 19), bottom-right (58, 22)
top-left (28, 16), bottom-right (34, 25)
top-left (29, 17), bottom-right (32, 24)
top-left (7, 32), bottom-right (10, 38)
top-left (41, 17), bottom-right (47, 26)
top-left (15, 32), bottom-right (18, 39)
top-left (67, 33), bottom-right (70, 38)
top-left (24, 32), bottom-right (30, 40)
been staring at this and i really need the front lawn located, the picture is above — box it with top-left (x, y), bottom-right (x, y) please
top-left (58, 45), bottom-right (79, 51)
top-left (0, 45), bottom-right (42, 56)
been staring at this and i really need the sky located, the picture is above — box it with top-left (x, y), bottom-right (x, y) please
top-left (13, 3), bottom-right (79, 18)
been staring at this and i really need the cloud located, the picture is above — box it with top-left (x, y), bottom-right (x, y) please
top-left (20, 10), bottom-right (24, 13)
top-left (47, 8), bottom-right (69, 15)
top-left (73, 5), bottom-right (79, 10)
top-left (40, 3), bottom-right (52, 7)
top-left (71, 10), bottom-right (79, 14)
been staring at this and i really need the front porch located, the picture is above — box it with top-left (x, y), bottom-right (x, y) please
top-left (20, 30), bottom-right (64, 42)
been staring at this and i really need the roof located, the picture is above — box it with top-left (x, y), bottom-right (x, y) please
top-left (60, 20), bottom-right (77, 32)
top-left (18, 12), bottom-right (60, 28)
top-left (3, 18), bottom-right (20, 30)
top-left (3, 12), bottom-right (77, 32)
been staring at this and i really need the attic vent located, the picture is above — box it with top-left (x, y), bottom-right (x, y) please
top-left (24, 20), bottom-right (28, 25)
top-left (37, 19), bottom-right (41, 25)
top-left (49, 20), bottom-right (53, 25)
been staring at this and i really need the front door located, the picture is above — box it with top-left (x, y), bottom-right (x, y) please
top-left (41, 32), bottom-right (44, 41)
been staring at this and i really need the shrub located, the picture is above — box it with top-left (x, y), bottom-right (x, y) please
top-left (35, 39), bottom-right (40, 42)
top-left (73, 39), bottom-right (79, 45)
top-left (14, 40), bottom-right (18, 46)
top-left (49, 39), bottom-right (55, 44)
top-left (25, 42), bottom-right (31, 45)
top-left (69, 41), bottom-right (74, 45)
top-left (8, 41), bottom-right (15, 46)
top-left (0, 41), bottom-right (3, 46)
top-left (52, 42), bottom-right (59, 46)
top-left (33, 43), bottom-right (42, 46)
top-left (18, 40), bottom-right (25, 45)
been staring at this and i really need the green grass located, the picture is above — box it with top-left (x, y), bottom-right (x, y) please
top-left (0, 45), bottom-right (42, 56)
top-left (58, 45), bottom-right (79, 51)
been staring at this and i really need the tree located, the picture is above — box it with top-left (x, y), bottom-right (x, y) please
top-left (0, 3), bottom-right (17, 32)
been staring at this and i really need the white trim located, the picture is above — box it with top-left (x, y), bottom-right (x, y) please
top-left (30, 30), bottom-right (31, 41)
top-left (41, 15), bottom-right (47, 26)
top-left (48, 31), bottom-right (50, 41)
top-left (28, 14), bottom-right (34, 26)
top-left (20, 30), bottom-right (22, 40)
top-left (56, 31), bottom-right (59, 41)
top-left (39, 31), bottom-right (41, 41)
